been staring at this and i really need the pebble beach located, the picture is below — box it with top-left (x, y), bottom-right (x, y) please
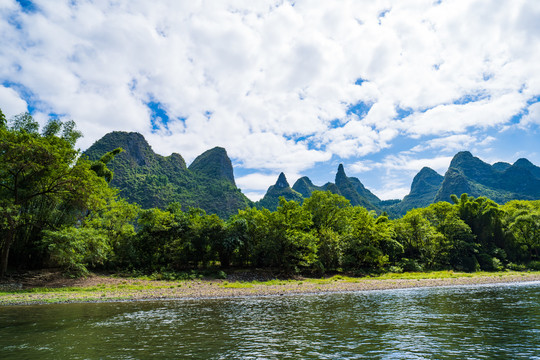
top-left (1, 271), bottom-right (539, 306)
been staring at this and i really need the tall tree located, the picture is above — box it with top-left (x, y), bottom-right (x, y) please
top-left (0, 112), bottom-right (111, 276)
top-left (0, 109), bottom-right (6, 129)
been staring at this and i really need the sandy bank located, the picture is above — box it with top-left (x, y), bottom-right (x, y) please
top-left (1, 271), bottom-right (539, 306)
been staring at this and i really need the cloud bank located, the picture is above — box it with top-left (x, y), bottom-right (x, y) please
top-left (1, 0), bottom-right (539, 200)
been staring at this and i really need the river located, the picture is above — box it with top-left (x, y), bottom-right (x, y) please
top-left (1, 281), bottom-right (539, 359)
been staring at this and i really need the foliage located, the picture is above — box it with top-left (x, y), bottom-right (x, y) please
top-left (83, 132), bottom-right (252, 218)
top-left (0, 112), bottom-right (113, 276)
top-left (42, 227), bottom-right (110, 276)
top-left (2, 110), bottom-right (539, 277)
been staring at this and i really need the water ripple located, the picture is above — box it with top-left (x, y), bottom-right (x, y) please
top-left (0, 282), bottom-right (539, 359)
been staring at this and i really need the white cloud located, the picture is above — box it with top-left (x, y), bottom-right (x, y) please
top-left (242, 191), bottom-right (266, 202)
top-left (402, 92), bottom-right (528, 137)
top-left (521, 102), bottom-right (540, 126)
top-left (235, 170), bottom-right (302, 201)
top-left (236, 172), bottom-right (280, 192)
top-left (1, 0), bottom-right (539, 197)
top-left (0, 86), bottom-right (27, 117)
top-left (350, 160), bottom-right (375, 173)
top-left (373, 185), bottom-right (411, 201)
top-left (352, 153), bottom-right (452, 175)
top-left (410, 134), bottom-right (496, 153)
top-left (378, 154), bottom-right (453, 174)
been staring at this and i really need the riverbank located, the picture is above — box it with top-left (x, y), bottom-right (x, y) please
top-left (1, 270), bottom-right (539, 305)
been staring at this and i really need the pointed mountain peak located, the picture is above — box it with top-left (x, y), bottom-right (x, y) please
top-left (513, 158), bottom-right (540, 179)
top-left (275, 172), bottom-right (290, 188)
top-left (189, 146), bottom-right (235, 185)
top-left (410, 167), bottom-right (443, 194)
top-left (84, 131), bottom-right (154, 166)
top-left (448, 151), bottom-right (496, 185)
top-left (292, 176), bottom-right (321, 198)
top-left (449, 151), bottom-right (475, 167)
top-left (294, 176), bottom-right (314, 187)
top-left (335, 164), bottom-right (348, 185)
top-left (417, 167), bottom-right (439, 176)
top-left (514, 158), bottom-right (533, 167)
top-left (455, 151), bottom-right (473, 159)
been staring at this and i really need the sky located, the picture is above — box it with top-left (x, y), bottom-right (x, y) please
top-left (1, 0), bottom-right (540, 201)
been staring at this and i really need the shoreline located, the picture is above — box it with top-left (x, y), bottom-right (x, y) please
top-left (1, 271), bottom-right (539, 306)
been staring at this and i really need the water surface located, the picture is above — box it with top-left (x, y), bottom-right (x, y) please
top-left (1, 282), bottom-right (539, 359)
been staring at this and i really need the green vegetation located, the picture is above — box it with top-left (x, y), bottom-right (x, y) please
top-left (0, 113), bottom-right (115, 277)
top-left (83, 133), bottom-right (540, 220)
top-left (83, 132), bottom-right (252, 218)
top-left (388, 167), bottom-right (444, 217)
top-left (434, 151), bottom-right (540, 204)
top-left (1, 108), bottom-right (540, 280)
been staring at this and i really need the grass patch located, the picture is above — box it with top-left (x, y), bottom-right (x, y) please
top-left (220, 281), bottom-right (254, 289)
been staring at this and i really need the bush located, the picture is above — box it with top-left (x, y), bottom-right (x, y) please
top-left (42, 227), bottom-right (111, 276)
top-left (457, 256), bottom-right (480, 272)
top-left (399, 258), bottom-right (423, 272)
top-left (388, 265), bottom-right (404, 273)
top-left (528, 261), bottom-right (540, 271)
top-left (506, 262), bottom-right (527, 271)
top-left (477, 254), bottom-right (503, 271)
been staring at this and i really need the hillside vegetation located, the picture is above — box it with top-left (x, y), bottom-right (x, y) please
top-left (1, 111), bottom-right (539, 278)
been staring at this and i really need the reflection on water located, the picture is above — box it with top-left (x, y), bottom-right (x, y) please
top-left (1, 282), bottom-right (539, 359)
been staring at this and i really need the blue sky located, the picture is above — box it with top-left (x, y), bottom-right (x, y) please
top-left (1, 0), bottom-right (540, 200)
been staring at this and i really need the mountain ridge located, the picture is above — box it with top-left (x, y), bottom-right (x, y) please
top-left (84, 131), bottom-right (252, 218)
top-left (84, 131), bottom-right (540, 217)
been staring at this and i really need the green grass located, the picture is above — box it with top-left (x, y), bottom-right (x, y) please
top-left (220, 281), bottom-right (254, 289)
top-left (0, 282), bottom-right (182, 297)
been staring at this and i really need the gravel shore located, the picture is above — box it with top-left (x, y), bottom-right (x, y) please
top-left (1, 271), bottom-right (539, 306)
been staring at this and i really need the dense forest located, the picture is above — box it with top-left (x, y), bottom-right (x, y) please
top-left (1, 110), bottom-right (539, 277)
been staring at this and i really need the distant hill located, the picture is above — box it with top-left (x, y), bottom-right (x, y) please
top-left (84, 131), bottom-right (252, 218)
top-left (257, 164), bottom-right (381, 212)
top-left (387, 152), bottom-right (540, 216)
top-left (85, 134), bottom-right (540, 217)
top-left (334, 164), bottom-right (381, 211)
top-left (256, 173), bottom-right (304, 211)
top-left (387, 167), bottom-right (444, 216)
top-left (434, 151), bottom-right (540, 204)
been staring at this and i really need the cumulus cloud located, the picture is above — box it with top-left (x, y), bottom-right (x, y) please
top-left (410, 134), bottom-right (496, 153)
top-left (236, 170), bottom-right (302, 201)
top-left (0, 86), bottom-right (27, 117)
top-left (1, 0), bottom-right (539, 196)
top-left (521, 102), bottom-right (540, 127)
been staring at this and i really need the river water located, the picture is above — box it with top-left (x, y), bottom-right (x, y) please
top-left (1, 282), bottom-right (539, 359)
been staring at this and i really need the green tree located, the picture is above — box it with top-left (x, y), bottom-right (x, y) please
top-left (90, 147), bottom-right (124, 183)
top-left (230, 207), bottom-right (271, 267)
top-left (394, 208), bottom-right (443, 270)
top-left (10, 112), bottom-right (39, 133)
top-left (422, 202), bottom-right (477, 271)
top-left (135, 204), bottom-right (188, 271)
top-left (503, 200), bottom-right (540, 261)
top-left (0, 113), bottom-right (110, 276)
top-left (84, 198), bottom-right (140, 268)
top-left (0, 108), bottom-right (6, 129)
top-left (187, 208), bottom-right (224, 268)
top-left (341, 207), bottom-right (397, 270)
top-left (253, 198), bottom-right (317, 271)
top-left (303, 191), bottom-right (350, 232)
top-left (42, 227), bottom-right (110, 276)
top-left (451, 193), bottom-right (506, 270)
top-left (302, 191), bottom-right (352, 272)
